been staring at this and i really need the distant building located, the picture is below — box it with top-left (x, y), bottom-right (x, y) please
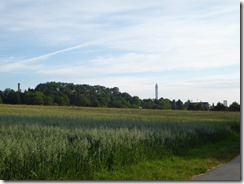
top-left (223, 100), bottom-right (227, 107)
top-left (155, 83), bottom-right (158, 100)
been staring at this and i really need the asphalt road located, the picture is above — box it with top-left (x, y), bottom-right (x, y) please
top-left (192, 155), bottom-right (241, 181)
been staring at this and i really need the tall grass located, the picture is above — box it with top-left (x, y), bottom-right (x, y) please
top-left (0, 105), bottom-right (240, 180)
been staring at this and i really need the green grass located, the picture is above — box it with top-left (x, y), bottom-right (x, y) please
top-left (0, 104), bottom-right (240, 123)
top-left (94, 131), bottom-right (240, 180)
top-left (0, 104), bottom-right (240, 180)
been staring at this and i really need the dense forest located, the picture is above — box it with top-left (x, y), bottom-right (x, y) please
top-left (0, 82), bottom-right (240, 111)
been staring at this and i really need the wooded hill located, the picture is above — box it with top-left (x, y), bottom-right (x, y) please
top-left (0, 82), bottom-right (240, 111)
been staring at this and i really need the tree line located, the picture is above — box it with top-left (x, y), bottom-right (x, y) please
top-left (0, 82), bottom-right (240, 111)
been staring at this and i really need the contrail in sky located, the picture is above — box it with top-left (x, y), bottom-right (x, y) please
top-left (22, 40), bottom-right (100, 64)
top-left (0, 38), bottom-right (107, 72)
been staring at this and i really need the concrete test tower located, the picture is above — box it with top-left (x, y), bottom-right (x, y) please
top-left (155, 83), bottom-right (158, 100)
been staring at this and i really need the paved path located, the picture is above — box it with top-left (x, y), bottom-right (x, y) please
top-left (192, 155), bottom-right (241, 181)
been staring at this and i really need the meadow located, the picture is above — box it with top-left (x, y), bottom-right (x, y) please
top-left (0, 104), bottom-right (240, 180)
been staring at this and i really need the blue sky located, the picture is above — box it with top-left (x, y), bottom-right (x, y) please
top-left (0, 0), bottom-right (240, 105)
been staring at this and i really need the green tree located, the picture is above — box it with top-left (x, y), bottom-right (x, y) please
top-left (141, 99), bottom-right (155, 109)
top-left (23, 91), bottom-right (43, 105)
top-left (32, 92), bottom-right (44, 105)
top-left (3, 89), bottom-right (21, 104)
top-left (44, 95), bottom-right (54, 106)
top-left (163, 99), bottom-right (172, 109)
top-left (229, 102), bottom-right (240, 111)
top-left (97, 95), bottom-right (110, 107)
top-left (54, 93), bottom-right (70, 106)
top-left (176, 99), bottom-right (183, 110)
top-left (77, 94), bottom-right (90, 106)
top-left (183, 100), bottom-right (191, 110)
top-left (211, 102), bottom-right (227, 111)
top-left (130, 96), bottom-right (141, 108)
top-left (110, 87), bottom-right (120, 96)
top-left (196, 103), bottom-right (204, 111)
top-left (171, 100), bottom-right (176, 110)
top-left (90, 95), bottom-right (100, 107)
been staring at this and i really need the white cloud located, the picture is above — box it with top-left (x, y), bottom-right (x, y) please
top-left (0, 0), bottom-right (240, 105)
top-left (0, 0), bottom-right (238, 48)
top-left (0, 57), bottom-right (42, 72)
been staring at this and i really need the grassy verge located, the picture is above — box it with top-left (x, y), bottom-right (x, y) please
top-left (94, 131), bottom-right (240, 180)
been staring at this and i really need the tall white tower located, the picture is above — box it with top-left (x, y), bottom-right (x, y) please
top-left (223, 100), bottom-right (227, 107)
top-left (155, 83), bottom-right (158, 100)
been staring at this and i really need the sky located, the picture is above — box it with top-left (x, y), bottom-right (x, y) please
top-left (0, 0), bottom-right (240, 105)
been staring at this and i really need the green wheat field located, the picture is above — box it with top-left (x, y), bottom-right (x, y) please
top-left (0, 104), bottom-right (240, 180)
